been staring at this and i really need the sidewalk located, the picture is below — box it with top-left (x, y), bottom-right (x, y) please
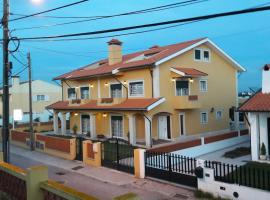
top-left (2, 144), bottom-right (195, 200)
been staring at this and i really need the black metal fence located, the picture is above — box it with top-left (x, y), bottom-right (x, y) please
top-left (145, 151), bottom-right (198, 187)
top-left (101, 138), bottom-right (135, 174)
top-left (205, 161), bottom-right (270, 191)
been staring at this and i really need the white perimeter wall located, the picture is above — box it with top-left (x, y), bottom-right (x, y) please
top-left (198, 167), bottom-right (270, 200)
top-left (172, 135), bottom-right (250, 157)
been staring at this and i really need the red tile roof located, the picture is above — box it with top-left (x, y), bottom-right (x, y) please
top-left (172, 67), bottom-right (208, 77)
top-left (239, 91), bottom-right (270, 112)
top-left (54, 38), bottom-right (206, 80)
top-left (47, 98), bottom-right (163, 111)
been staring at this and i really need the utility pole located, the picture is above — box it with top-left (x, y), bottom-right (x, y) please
top-left (2, 0), bottom-right (10, 162)
top-left (28, 52), bottom-right (34, 151)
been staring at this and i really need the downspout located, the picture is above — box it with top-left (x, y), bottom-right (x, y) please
top-left (53, 80), bottom-right (63, 101)
top-left (111, 75), bottom-right (128, 100)
top-left (149, 69), bottom-right (154, 98)
top-left (142, 113), bottom-right (152, 148)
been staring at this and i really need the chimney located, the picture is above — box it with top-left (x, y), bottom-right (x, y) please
top-left (11, 76), bottom-right (20, 87)
top-left (262, 64), bottom-right (270, 94)
top-left (108, 39), bottom-right (122, 65)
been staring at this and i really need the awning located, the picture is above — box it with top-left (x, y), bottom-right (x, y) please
top-left (170, 67), bottom-right (208, 77)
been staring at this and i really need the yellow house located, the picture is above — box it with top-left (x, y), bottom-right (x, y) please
top-left (48, 38), bottom-right (245, 147)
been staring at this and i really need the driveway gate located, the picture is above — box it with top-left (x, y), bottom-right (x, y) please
top-left (101, 138), bottom-right (135, 174)
top-left (75, 136), bottom-right (86, 161)
top-left (145, 151), bottom-right (198, 188)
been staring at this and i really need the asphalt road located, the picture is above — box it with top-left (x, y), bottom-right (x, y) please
top-left (10, 153), bottom-right (195, 200)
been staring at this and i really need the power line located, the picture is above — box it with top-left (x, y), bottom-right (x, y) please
top-left (9, 0), bottom-right (90, 22)
top-left (15, 5), bottom-right (270, 41)
top-left (22, 21), bottom-right (201, 42)
top-left (11, 0), bottom-right (207, 20)
top-left (12, 0), bottom-right (209, 31)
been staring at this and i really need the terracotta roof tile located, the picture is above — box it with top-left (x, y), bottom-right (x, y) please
top-left (47, 98), bottom-right (163, 111)
top-left (54, 38), bottom-right (206, 80)
top-left (239, 91), bottom-right (270, 112)
top-left (172, 67), bottom-right (208, 77)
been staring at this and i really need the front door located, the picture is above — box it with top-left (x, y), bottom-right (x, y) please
top-left (267, 118), bottom-right (270, 155)
top-left (179, 113), bottom-right (185, 136)
top-left (111, 116), bottom-right (123, 137)
top-left (158, 116), bottom-right (171, 140)
top-left (81, 115), bottom-right (90, 136)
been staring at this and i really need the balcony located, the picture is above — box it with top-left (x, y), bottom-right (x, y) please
top-left (173, 95), bottom-right (201, 109)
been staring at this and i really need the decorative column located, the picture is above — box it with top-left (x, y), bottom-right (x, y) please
top-left (144, 115), bottom-right (152, 148)
top-left (61, 112), bottom-right (66, 135)
top-left (128, 114), bottom-right (136, 145)
top-left (90, 114), bottom-right (96, 138)
top-left (53, 111), bottom-right (59, 134)
top-left (249, 113), bottom-right (259, 161)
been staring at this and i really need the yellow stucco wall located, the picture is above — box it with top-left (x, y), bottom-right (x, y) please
top-left (61, 42), bottom-right (239, 141)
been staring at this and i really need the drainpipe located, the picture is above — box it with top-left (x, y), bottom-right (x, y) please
top-left (53, 80), bottom-right (63, 101)
top-left (149, 69), bottom-right (154, 98)
top-left (111, 75), bottom-right (128, 100)
top-left (142, 113), bottom-right (152, 148)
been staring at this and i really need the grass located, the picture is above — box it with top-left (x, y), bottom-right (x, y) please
top-left (194, 190), bottom-right (230, 200)
top-left (223, 147), bottom-right (250, 159)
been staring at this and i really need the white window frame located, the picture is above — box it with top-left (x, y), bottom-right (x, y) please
top-left (175, 79), bottom-right (190, 96)
top-left (109, 82), bottom-right (123, 98)
top-left (179, 112), bottom-right (186, 136)
top-left (80, 86), bottom-right (90, 100)
top-left (80, 113), bottom-right (91, 135)
top-left (128, 80), bottom-right (144, 98)
top-left (216, 110), bottom-right (223, 120)
top-left (200, 111), bottom-right (208, 124)
top-left (199, 79), bottom-right (208, 92)
top-left (194, 48), bottom-right (211, 62)
top-left (109, 114), bottom-right (125, 138)
top-left (67, 88), bottom-right (76, 100)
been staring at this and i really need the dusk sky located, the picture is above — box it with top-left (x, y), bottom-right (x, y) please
top-left (4, 0), bottom-right (270, 91)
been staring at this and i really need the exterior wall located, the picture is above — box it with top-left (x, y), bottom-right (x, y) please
top-left (158, 43), bottom-right (237, 137)
top-left (59, 42), bottom-right (239, 142)
top-left (0, 80), bottom-right (61, 123)
top-left (198, 167), bottom-right (270, 200)
top-left (249, 112), bottom-right (270, 161)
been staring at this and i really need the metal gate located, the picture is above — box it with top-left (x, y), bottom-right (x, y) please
top-left (145, 151), bottom-right (198, 188)
top-left (101, 138), bottom-right (135, 174)
top-left (75, 136), bottom-right (85, 161)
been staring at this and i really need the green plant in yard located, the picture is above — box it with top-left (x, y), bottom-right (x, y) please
top-left (72, 124), bottom-right (78, 135)
top-left (261, 142), bottom-right (266, 156)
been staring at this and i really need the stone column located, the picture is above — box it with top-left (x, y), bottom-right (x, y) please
top-left (144, 116), bottom-right (152, 148)
top-left (249, 113), bottom-right (259, 161)
top-left (53, 111), bottom-right (59, 134)
top-left (128, 114), bottom-right (136, 145)
top-left (61, 112), bottom-right (66, 135)
top-left (90, 114), bottom-right (96, 138)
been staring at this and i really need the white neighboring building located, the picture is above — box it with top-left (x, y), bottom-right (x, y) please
top-left (239, 64), bottom-right (270, 162)
top-left (0, 76), bottom-right (61, 124)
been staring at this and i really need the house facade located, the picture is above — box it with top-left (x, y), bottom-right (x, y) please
top-left (48, 38), bottom-right (245, 147)
top-left (0, 76), bottom-right (61, 124)
top-left (239, 64), bottom-right (270, 162)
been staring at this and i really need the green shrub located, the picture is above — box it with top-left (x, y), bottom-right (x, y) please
top-left (194, 190), bottom-right (230, 200)
top-left (261, 143), bottom-right (266, 155)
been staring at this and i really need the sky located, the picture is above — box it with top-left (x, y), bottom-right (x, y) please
top-left (2, 0), bottom-right (270, 91)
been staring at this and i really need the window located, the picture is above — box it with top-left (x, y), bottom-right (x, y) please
top-left (239, 112), bottom-right (244, 122)
top-left (37, 95), bottom-right (45, 101)
top-left (200, 80), bottom-right (208, 92)
top-left (80, 87), bottom-right (89, 99)
top-left (68, 88), bottom-right (76, 99)
top-left (176, 80), bottom-right (189, 96)
top-left (200, 112), bottom-right (208, 124)
top-left (194, 49), bottom-right (210, 62)
top-left (216, 110), bottom-right (223, 120)
top-left (129, 81), bottom-right (144, 97)
top-left (110, 83), bottom-right (122, 98)
top-left (195, 49), bottom-right (201, 60)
